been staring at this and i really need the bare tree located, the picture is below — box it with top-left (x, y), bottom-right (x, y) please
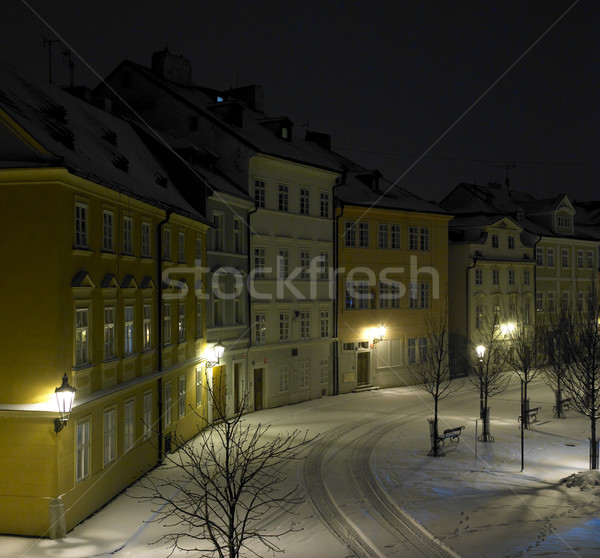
top-left (409, 311), bottom-right (458, 456)
top-left (558, 289), bottom-right (600, 469)
top-left (468, 312), bottom-right (510, 441)
top-left (137, 389), bottom-right (314, 557)
top-left (541, 309), bottom-right (571, 418)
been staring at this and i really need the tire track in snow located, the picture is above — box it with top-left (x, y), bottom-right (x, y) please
top-left (304, 408), bottom-right (461, 557)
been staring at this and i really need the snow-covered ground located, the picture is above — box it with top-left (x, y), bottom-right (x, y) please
top-left (4, 377), bottom-right (600, 557)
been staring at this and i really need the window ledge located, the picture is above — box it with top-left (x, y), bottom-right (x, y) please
top-left (121, 254), bottom-right (137, 262)
top-left (100, 251), bottom-right (117, 259)
top-left (72, 248), bottom-right (92, 256)
top-left (72, 363), bottom-right (94, 371)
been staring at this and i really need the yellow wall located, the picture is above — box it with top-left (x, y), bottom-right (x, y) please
top-left (0, 167), bottom-right (210, 536)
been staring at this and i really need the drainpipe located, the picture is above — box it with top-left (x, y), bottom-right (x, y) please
top-left (332, 172), bottom-right (346, 396)
top-left (533, 234), bottom-right (543, 322)
top-left (156, 208), bottom-right (172, 463)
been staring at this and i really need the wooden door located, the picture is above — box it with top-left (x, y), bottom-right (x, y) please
top-left (357, 352), bottom-right (369, 385)
top-left (254, 368), bottom-right (263, 411)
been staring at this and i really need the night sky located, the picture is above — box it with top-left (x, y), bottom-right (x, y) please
top-left (4, 1), bottom-right (599, 202)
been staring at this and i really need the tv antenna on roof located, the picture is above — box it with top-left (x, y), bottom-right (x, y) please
top-left (43, 37), bottom-right (59, 83)
top-left (493, 161), bottom-right (516, 189)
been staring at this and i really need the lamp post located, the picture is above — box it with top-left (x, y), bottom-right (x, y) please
top-left (476, 345), bottom-right (486, 419)
top-left (54, 373), bottom-right (76, 433)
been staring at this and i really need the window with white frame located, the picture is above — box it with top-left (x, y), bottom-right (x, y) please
top-left (124, 400), bottom-right (135, 452)
top-left (320, 358), bottom-right (328, 384)
top-left (536, 247), bottom-right (544, 266)
top-left (320, 192), bottom-right (329, 218)
top-left (547, 247), bottom-right (554, 267)
top-left (420, 228), bottom-right (430, 250)
top-left (475, 269), bottom-right (483, 285)
top-left (178, 231), bottom-right (186, 262)
top-left (178, 376), bottom-right (186, 419)
top-left (508, 269), bottom-right (515, 285)
top-left (103, 408), bottom-right (116, 466)
top-left (419, 283), bottom-right (430, 308)
top-left (103, 210), bottom-right (114, 251)
top-left (254, 313), bottom-right (266, 344)
top-left (379, 281), bottom-right (390, 309)
top-left (104, 306), bottom-right (115, 360)
top-left (163, 302), bottom-right (171, 345)
top-left (492, 269), bottom-right (499, 285)
top-left (378, 224), bottom-right (388, 248)
top-left (409, 282), bottom-right (418, 309)
top-left (76, 420), bottom-right (90, 482)
top-left (547, 291), bottom-right (555, 312)
top-left (279, 312), bottom-right (290, 341)
top-left (142, 221), bottom-right (151, 257)
top-left (143, 304), bottom-right (151, 350)
top-left (523, 270), bottom-right (530, 285)
top-left (212, 214), bottom-right (223, 251)
top-left (278, 364), bottom-right (289, 393)
top-left (300, 311), bottom-right (310, 340)
top-left (300, 360), bottom-right (310, 389)
top-left (233, 219), bottom-right (242, 253)
top-left (491, 234), bottom-right (499, 248)
top-left (75, 308), bottom-right (89, 366)
top-left (163, 228), bottom-right (171, 260)
top-left (300, 188), bottom-right (310, 215)
top-left (124, 305), bottom-right (134, 354)
top-left (278, 249), bottom-right (289, 279)
top-left (345, 280), bottom-right (369, 310)
top-left (508, 236), bottom-right (515, 250)
top-left (254, 179), bottom-right (265, 208)
top-left (178, 302), bottom-right (186, 342)
top-left (122, 216), bottom-right (133, 254)
top-left (391, 225), bottom-right (401, 249)
top-left (143, 392), bottom-right (152, 439)
top-left (75, 202), bottom-right (88, 248)
top-left (536, 291), bottom-right (544, 312)
top-left (409, 227), bottom-right (418, 250)
top-left (475, 305), bottom-right (484, 329)
top-left (164, 383), bottom-right (172, 426)
top-left (407, 338), bottom-right (417, 364)
top-left (320, 310), bottom-right (329, 338)
top-left (577, 250), bottom-right (584, 269)
top-left (562, 248), bottom-right (569, 268)
top-left (254, 247), bottom-right (266, 278)
top-left (300, 250), bottom-right (310, 279)
top-left (278, 184), bottom-right (289, 212)
top-left (390, 281), bottom-right (401, 309)
top-left (558, 215), bottom-right (571, 228)
top-left (588, 250), bottom-right (594, 269)
top-left (319, 253), bottom-right (329, 279)
top-left (358, 222), bottom-right (369, 247)
top-left (418, 337), bottom-right (428, 361)
top-left (345, 221), bottom-right (356, 247)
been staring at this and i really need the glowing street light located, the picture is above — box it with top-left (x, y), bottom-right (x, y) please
top-left (54, 373), bottom-right (76, 433)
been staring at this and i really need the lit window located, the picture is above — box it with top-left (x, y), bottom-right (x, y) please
top-left (75, 308), bottom-right (89, 366)
top-left (143, 304), bottom-right (151, 350)
top-left (104, 306), bottom-right (115, 359)
top-left (254, 313), bottom-right (266, 344)
top-left (124, 305), bottom-right (134, 354)
top-left (178, 302), bottom-right (186, 342)
top-left (475, 305), bottom-right (483, 329)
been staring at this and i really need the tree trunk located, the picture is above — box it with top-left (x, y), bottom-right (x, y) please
top-left (591, 416), bottom-right (599, 470)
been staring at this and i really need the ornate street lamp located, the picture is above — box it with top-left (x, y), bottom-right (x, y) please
top-left (207, 340), bottom-right (225, 368)
top-left (54, 373), bottom-right (76, 433)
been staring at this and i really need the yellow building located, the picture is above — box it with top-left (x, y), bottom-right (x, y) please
top-left (335, 171), bottom-right (451, 391)
top-left (0, 63), bottom-right (212, 537)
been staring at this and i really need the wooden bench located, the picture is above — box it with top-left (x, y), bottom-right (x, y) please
top-left (553, 398), bottom-right (572, 414)
top-left (518, 407), bottom-right (540, 424)
top-left (438, 425), bottom-right (465, 445)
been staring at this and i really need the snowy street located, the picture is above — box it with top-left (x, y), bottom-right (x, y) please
top-left (5, 376), bottom-right (600, 558)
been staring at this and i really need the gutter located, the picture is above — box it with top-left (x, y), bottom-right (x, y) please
top-left (156, 208), bottom-right (173, 463)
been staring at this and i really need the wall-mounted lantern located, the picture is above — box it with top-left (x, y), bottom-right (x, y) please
top-left (207, 340), bottom-right (225, 368)
top-left (54, 373), bottom-right (76, 433)
top-left (373, 324), bottom-right (386, 344)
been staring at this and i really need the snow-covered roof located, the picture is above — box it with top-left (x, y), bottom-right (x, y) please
top-left (0, 60), bottom-right (210, 224)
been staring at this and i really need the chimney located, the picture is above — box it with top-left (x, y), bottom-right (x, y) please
top-left (227, 85), bottom-right (264, 112)
top-left (151, 48), bottom-right (192, 85)
top-left (305, 130), bottom-right (331, 150)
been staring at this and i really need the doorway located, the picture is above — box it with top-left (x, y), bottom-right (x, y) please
top-left (254, 368), bottom-right (263, 411)
top-left (357, 352), bottom-right (369, 386)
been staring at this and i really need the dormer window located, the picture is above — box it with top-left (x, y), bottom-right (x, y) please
top-left (517, 212), bottom-right (524, 222)
top-left (557, 215), bottom-right (571, 228)
top-left (281, 126), bottom-right (289, 140)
